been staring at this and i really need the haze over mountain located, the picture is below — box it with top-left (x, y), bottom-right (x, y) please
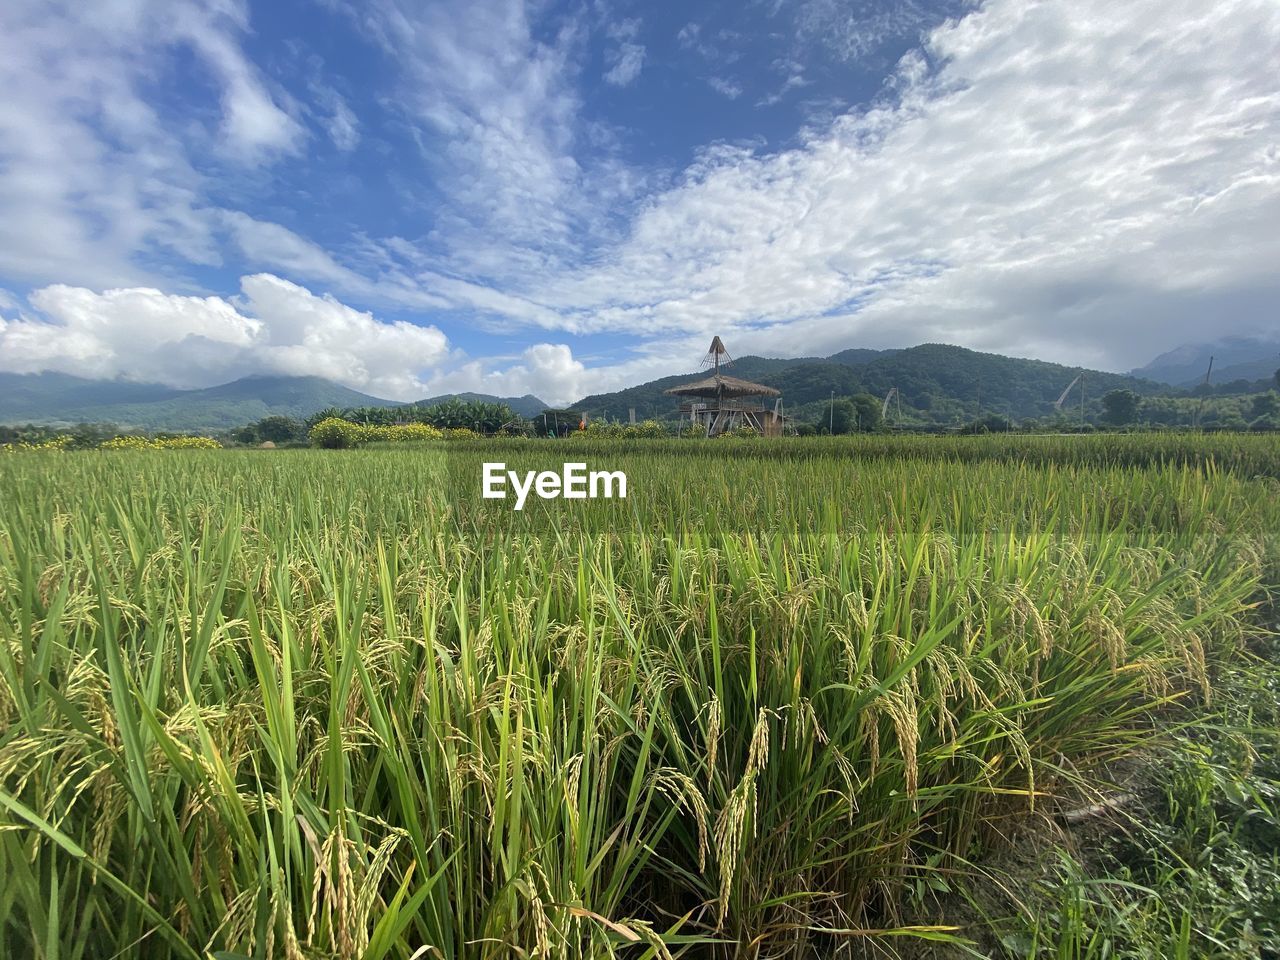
top-left (1132, 337), bottom-right (1280, 388)
top-left (0, 373), bottom-right (551, 430)
top-left (0, 373), bottom-right (397, 430)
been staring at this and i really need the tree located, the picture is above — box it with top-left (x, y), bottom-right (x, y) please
top-left (850, 393), bottom-right (884, 432)
top-left (1101, 389), bottom-right (1141, 426)
top-left (307, 407), bottom-right (345, 428)
top-left (824, 399), bottom-right (856, 435)
top-left (1274, 368), bottom-right (1280, 390)
top-left (1250, 392), bottom-right (1279, 421)
top-left (308, 418), bottom-right (362, 449)
top-left (253, 415), bottom-right (303, 443)
top-left (960, 413), bottom-right (1014, 434)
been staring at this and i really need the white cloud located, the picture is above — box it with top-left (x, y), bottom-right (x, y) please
top-left (353, 0), bottom-right (589, 265)
top-left (424, 343), bottom-right (587, 406)
top-left (333, 0), bottom-right (653, 284)
top-left (4, 0), bottom-right (1280, 399)
top-left (605, 17), bottom-right (642, 41)
top-left (522, 0), bottom-right (1280, 371)
top-left (604, 42), bottom-right (646, 86)
top-left (0, 275), bottom-right (451, 400)
top-left (0, 0), bottom-right (303, 290)
top-left (171, 2), bottom-right (305, 161)
top-left (326, 96), bottom-right (361, 151)
top-left (708, 77), bottom-right (743, 100)
top-left (756, 69), bottom-right (809, 107)
top-left (788, 0), bottom-right (969, 63)
top-left (419, 342), bottom-right (679, 407)
top-left (222, 213), bottom-right (367, 289)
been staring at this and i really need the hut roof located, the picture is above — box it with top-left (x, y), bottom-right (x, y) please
top-left (664, 373), bottom-right (780, 399)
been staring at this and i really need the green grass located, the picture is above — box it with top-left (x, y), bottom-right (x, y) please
top-left (1, 435), bottom-right (1277, 959)
top-left (944, 632), bottom-right (1280, 960)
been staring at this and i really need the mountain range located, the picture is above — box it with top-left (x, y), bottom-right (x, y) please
top-left (3, 337), bottom-right (1277, 431)
top-left (0, 373), bottom-right (547, 430)
top-left (0, 373), bottom-right (395, 430)
top-left (572, 344), bottom-right (1166, 424)
top-left (1130, 336), bottom-right (1280, 387)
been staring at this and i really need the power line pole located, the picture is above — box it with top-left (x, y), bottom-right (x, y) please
top-left (829, 390), bottom-right (835, 434)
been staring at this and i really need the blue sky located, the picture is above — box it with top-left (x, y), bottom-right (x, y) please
top-left (1, 0), bottom-right (1278, 404)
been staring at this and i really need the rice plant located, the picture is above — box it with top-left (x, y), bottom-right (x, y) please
top-left (1, 435), bottom-right (1276, 959)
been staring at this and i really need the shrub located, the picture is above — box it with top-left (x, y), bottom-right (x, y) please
top-left (308, 417), bottom-right (364, 449)
top-left (366, 423), bottom-right (445, 443)
top-left (631, 419), bottom-right (669, 438)
top-left (567, 420), bottom-right (672, 439)
top-left (0, 436), bottom-right (73, 453)
top-left (99, 435), bottom-right (222, 450)
top-left (99, 436), bottom-right (154, 450)
top-left (156, 436), bottom-right (222, 449)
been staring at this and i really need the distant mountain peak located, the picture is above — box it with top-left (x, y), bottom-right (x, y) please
top-left (1134, 335), bottom-right (1280, 386)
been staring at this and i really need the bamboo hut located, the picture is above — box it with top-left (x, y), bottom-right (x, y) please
top-left (665, 337), bottom-right (785, 436)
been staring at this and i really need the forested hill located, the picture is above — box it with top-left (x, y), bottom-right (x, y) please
top-left (573, 343), bottom-right (1163, 424)
top-left (413, 392), bottom-right (548, 418)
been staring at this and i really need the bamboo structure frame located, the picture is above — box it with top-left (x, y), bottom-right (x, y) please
top-left (665, 337), bottom-right (785, 436)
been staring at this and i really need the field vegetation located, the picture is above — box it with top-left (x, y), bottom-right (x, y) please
top-left (1, 435), bottom-right (1277, 958)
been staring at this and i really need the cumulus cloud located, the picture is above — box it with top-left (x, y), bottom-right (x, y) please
top-left (419, 342), bottom-right (680, 407)
top-left (0, 275), bottom-right (451, 400)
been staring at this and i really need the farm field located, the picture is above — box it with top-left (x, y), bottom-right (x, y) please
top-left (2, 435), bottom-right (1278, 959)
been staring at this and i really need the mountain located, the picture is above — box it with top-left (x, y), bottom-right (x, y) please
top-left (1133, 337), bottom-right (1280, 387)
top-left (852, 344), bottom-right (1161, 413)
top-left (0, 372), bottom-right (185, 422)
top-left (572, 354), bottom-right (851, 420)
top-left (0, 373), bottom-right (398, 430)
top-left (412, 392), bottom-right (549, 418)
top-left (828, 347), bottom-right (899, 366)
top-left (573, 344), bottom-right (1163, 425)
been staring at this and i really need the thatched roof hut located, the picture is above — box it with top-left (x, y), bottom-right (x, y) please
top-left (664, 374), bottom-right (779, 399)
top-left (666, 337), bottom-right (785, 436)
top-left (664, 336), bottom-right (779, 400)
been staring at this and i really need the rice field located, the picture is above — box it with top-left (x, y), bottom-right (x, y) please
top-left (2, 436), bottom-right (1278, 959)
